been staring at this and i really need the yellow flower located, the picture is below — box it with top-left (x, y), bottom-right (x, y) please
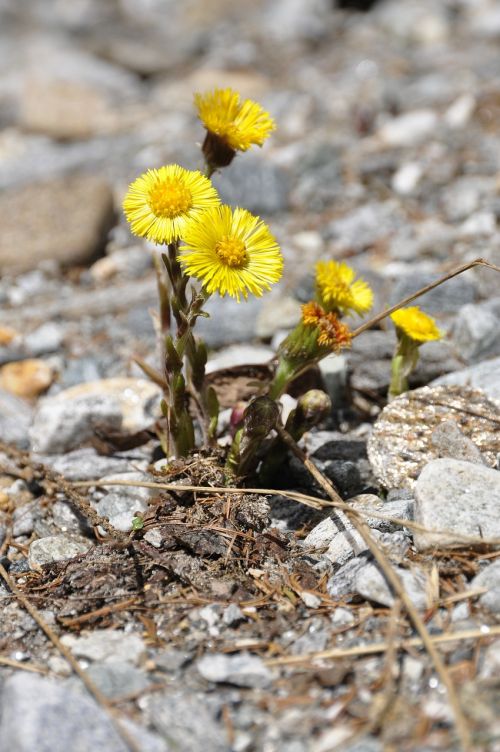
top-left (195, 88), bottom-right (275, 153)
top-left (123, 165), bottom-right (220, 245)
top-left (179, 205), bottom-right (283, 301)
top-left (301, 301), bottom-right (352, 352)
top-left (315, 260), bottom-right (373, 317)
top-left (390, 306), bottom-right (442, 342)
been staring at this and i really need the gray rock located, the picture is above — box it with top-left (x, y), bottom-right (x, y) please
top-left (30, 393), bottom-right (123, 454)
top-left (302, 517), bottom-right (337, 550)
top-left (349, 495), bottom-right (415, 532)
top-left (30, 378), bottom-right (161, 454)
top-left (146, 691), bottom-right (229, 752)
top-left (39, 447), bottom-right (134, 481)
top-left (431, 420), bottom-right (486, 465)
top-left (24, 322), bottom-right (64, 355)
top-left (61, 629), bottom-right (146, 665)
top-left (95, 493), bottom-right (148, 532)
top-left (469, 560), bottom-right (500, 614)
top-left (13, 501), bottom-right (38, 537)
top-left (324, 528), bottom-right (377, 567)
top-left (452, 298), bottom-right (500, 362)
top-left (355, 562), bottom-right (429, 610)
top-left (0, 673), bottom-right (127, 752)
top-left (326, 201), bottom-right (404, 252)
top-left (0, 174), bottom-right (115, 272)
top-left (28, 534), bottom-right (92, 569)
top-left (414, 459), bottom-right (500, 550)
top-left (319, 354), bottom-right (349, 407)
top-left (441, 175), bottom-right (498, 221)
top-left (197, 294), bottom-right (263, 347)
top-left (432, 357), bottom-right (500, 401)
top-left (154, 650), bottom-right (191, 673)
top-left (0, 389), bottom-right (33, 448)
top-left (197, 652), bottom-right (272, 688)
top-left (388, 271), bottom-right (476, 314)
top-left (212, 154), bottom-right (289, 215)
top-left (143, 528), bottom-right (163, 548)
top-left (377, 110), bottom-right (438, 147)
top-left (222, 603), bottom-right (245, 626)
top-left (84, 661), bottom-right (150, 700)
top-left (327, 556), bottom-right (370, 599)
top-left (51, 500), bottom-right (87, 534)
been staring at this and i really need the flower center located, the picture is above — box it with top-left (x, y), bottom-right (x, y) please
top-left (214, 235), bottom-right (247, 268)
top-left (148, 179), bottom-right (193, 219)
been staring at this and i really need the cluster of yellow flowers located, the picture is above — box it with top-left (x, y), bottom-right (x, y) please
top-left (123, 88), bottom-right (281, 302)
top-left (123, 86), bottom-right (443, 401)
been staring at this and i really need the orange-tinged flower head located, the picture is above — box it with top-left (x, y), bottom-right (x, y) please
top-left (301, 302), bottom-right (352, 352)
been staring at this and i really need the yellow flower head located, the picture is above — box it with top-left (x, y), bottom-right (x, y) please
top-left (195, 88), bottom-right (275, 153)
top-left (301, 302), bottom-right (352, 352)
top-left (123, 165), bottom-right (220, 245)
top-left (315, 260), bottom-right (373, 317)
top-left (390, 306), bottom-right (442, 343)
top-left (179, 205), bottom-right (283, 301)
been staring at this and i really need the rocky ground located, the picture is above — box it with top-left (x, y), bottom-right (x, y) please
top-left (1, 0), bottom-right (500, 750)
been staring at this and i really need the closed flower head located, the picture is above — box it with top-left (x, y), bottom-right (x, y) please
top-left (123, 165), bottom-right (220, 245)
top-left (179, 205), bottom-right (283, 301)
top-left (316, 260), bottom-right (373, 317)
top-left (195, 88), bottom-right (275, 169)
top-left (390, 306), bottom-right (442, 343)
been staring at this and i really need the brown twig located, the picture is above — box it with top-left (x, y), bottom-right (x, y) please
top-left (350, 257), bottom-right (500, 339)
top-left (0, 655), bottom-right (48, 674)
top-left (274, 423), bottom-right (473, 752)
top-left (0, 562), bottom-right (142, 752)
top-left (265, 624), bottom-right (500, 666)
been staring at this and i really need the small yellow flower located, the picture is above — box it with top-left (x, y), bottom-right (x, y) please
top-left (301, 302), bottom-right (352, 352)
top-left (390, 306), bottom-right (442, 342)
top-left (195, 88), bottom-right (275, 153)
top-left (123, 165), bottom-right (220, 245)
top-left (179, 205), bottom-right (283, 301)
top-left (316, 260), bottom-right (373, 317)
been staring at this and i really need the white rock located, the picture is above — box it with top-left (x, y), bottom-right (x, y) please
top-left (300, 592), bottom-right (322, 609)
top-left (28, 534), bottom-right (92, 570)
top-left (459, 211), bottom-right (496, 237)
top-left (445, 94), bottom-right (476, 129)
top-left (414, 459), bottom-right (500, 550)
top-left (392, 162), bottom-right (423, 194)
top-left (378, 110), bottom-right (438, 147)
top-left (61, 629), bottom-right (146, 665)
top-left (302, 517), bottom-right (337, 550)
top-left (205, 344), bottom-right (273, 374)
top-left (197, 652), bottom-right (272, 688)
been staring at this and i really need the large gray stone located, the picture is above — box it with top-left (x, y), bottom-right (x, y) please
top-left (452, 298), bottom-right (500, 362)
top-left (0, 673), bottom-right (127, 752)
top-left (146, 691), bottom-right (229, 752)
top-left (414, 459), bottom-right (500, 550)
top-left (61, 629), bottom-right (146, 665)
top-left (355, 562), bottom-right (429, 610)
top-left (30, 378), bottom-right (161, 453)
top-left (433, 357), bottom-right (500, 402)
top-left (0, 174), bottom-right (115, 272)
